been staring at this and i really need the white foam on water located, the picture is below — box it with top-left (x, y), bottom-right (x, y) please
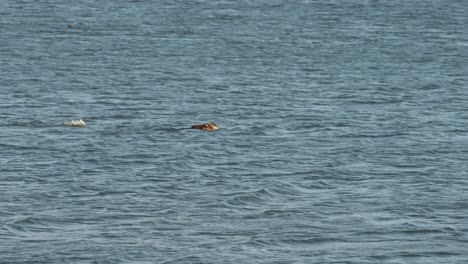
top-left (63, 119), bottom-right (86, 127)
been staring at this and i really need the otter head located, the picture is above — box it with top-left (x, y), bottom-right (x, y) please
top-left (191, 122), bottom-right (219, 131)
top-left (204, 122), bottom-right (219, 130)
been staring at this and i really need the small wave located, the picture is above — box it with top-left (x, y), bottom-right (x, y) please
top-left (1, 120), bottom-right (47, 128)
top-left (224, 188), bottom-right (274, 207)
top-left (4, 216), bottom-right (63, 237)
top-left (0, 143), bottom-right (39, 150)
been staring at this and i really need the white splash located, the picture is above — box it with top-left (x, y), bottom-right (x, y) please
top-left (64, 119), bottom-right (86, 127)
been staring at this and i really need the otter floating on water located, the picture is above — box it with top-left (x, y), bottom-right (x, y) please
top-left (190, 122), bottom-right (219, 131)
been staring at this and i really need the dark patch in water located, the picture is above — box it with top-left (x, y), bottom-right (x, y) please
top-left (420, 84), bottom-right (441, 90)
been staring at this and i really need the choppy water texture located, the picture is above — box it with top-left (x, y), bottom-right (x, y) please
top-left (1, 0), bottom-right (468, 263)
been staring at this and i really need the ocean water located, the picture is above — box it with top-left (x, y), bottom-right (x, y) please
top-left (1, 0), bottom-right (467, 263)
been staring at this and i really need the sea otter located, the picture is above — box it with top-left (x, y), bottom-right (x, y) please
top-left (191, 122), bottom-right (219, 131)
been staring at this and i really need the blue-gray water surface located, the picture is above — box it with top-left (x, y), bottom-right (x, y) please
top-left (1, 0), bottom-right (467, 263)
